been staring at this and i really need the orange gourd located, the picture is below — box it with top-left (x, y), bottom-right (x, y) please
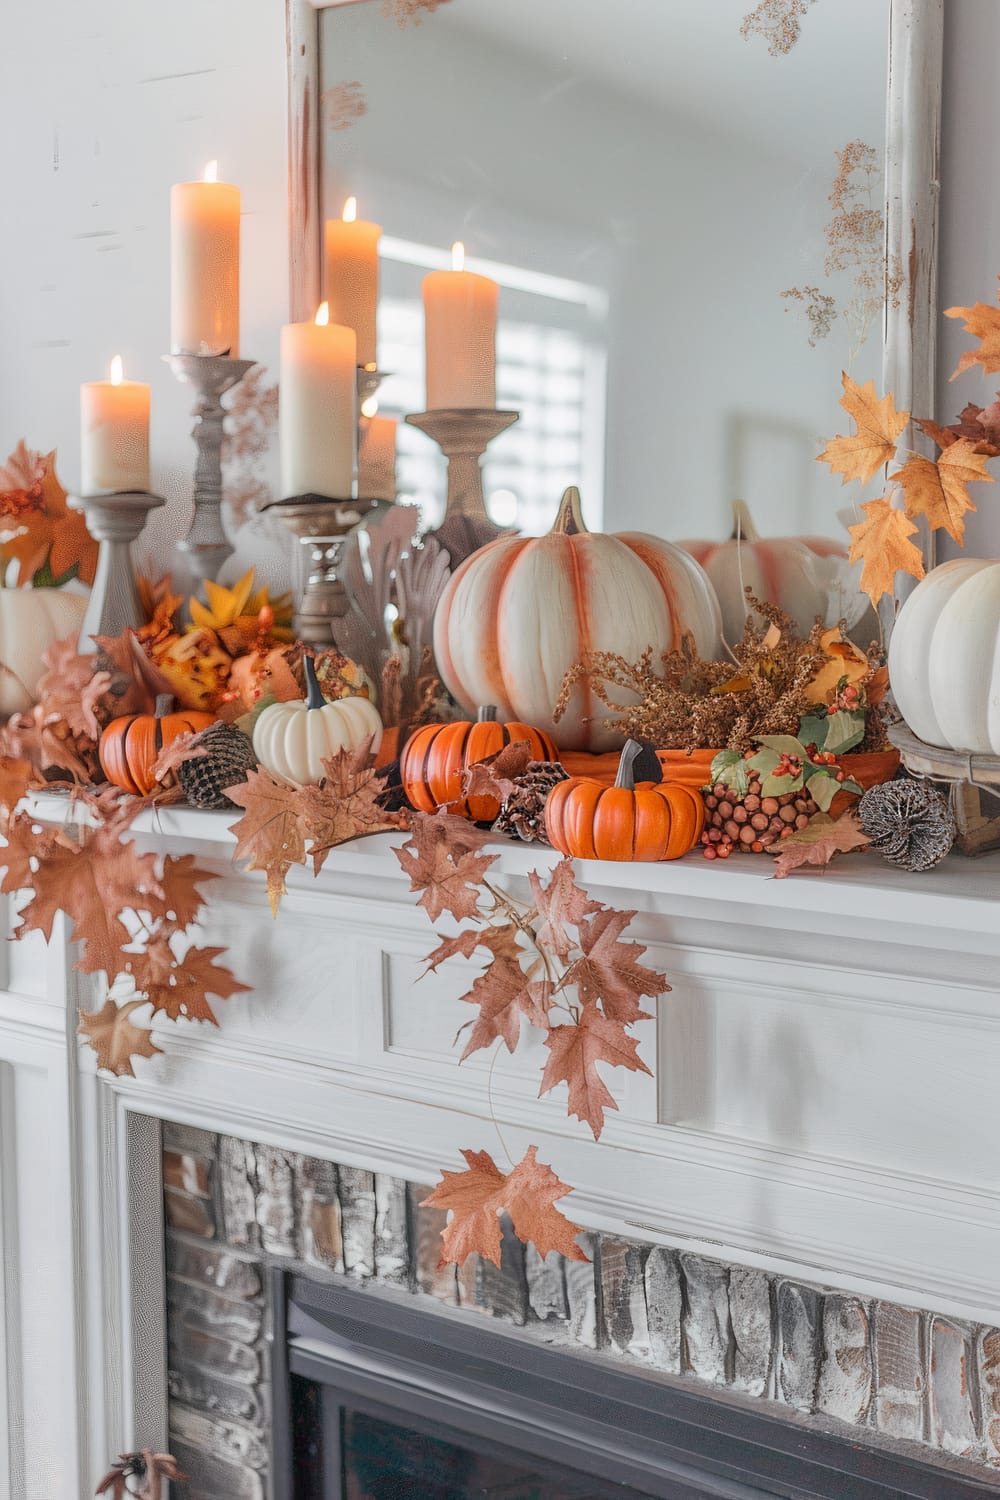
top-left (401, 706), bottom-right (559, 821)
top-left (99, 694), bottom-right (215, 796)
top-left (545, 739), bottom-right (704, 861)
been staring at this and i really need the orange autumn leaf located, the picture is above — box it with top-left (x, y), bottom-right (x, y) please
top-left (227, 766), bottom-right (309, 916)
top-left (897, 439), bottom-right (994, 546)
top-left (768, 812), bottom-right (871, 878)
top-left (527, 858), bottom-right (602, 964)
top-left (561, 907), bottom-right (666, 1028)
top-left (818, 373), bottom-right (909, 485)
top-left (393, 811), bottom-right (498, 924)
top-left (539, 1004), bottom-right (651, 1141)
top-left (1, 453), bottom-right (98, 585)
top-left (846, 497), bottom-right (925, 608)
top-left (803, 627), bottom-right (871, 707)
top-left (297, 738), bottom-right (409, 872)
top-left (126, 933), bottom-right (248, 1025)
top-left (459, 960), bottom-right (551, 1060)
top-left (421, 1145), bottom-right (589, 1268)
top-left (79, 998), bottom-right (162, 1077)
top-left (945, 284), bottom-right (1000, 379)
top-left (0, 757), bottom-right (33, 817)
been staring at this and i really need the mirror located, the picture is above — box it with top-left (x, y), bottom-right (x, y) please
top-left (313, 0), bottom-right (893, 556)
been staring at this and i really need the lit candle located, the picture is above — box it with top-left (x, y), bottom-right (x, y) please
top-left (170, 160), bottom-right (241, 356)
top-left (80, 356), bottom-right (151, 495)
top-left (279, 303), bottom-right (357, 498)
top-left (358, 401), bottom-right (398, 500)
top-left (324, 196), bottom-right (382, 369)
top-left (422, 242), bottom-right (498, 409)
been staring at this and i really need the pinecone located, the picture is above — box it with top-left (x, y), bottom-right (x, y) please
top-left (177, 721), bottom-right (258, 809)
top-left (701, 770), bottom-right (819, 858)
top-left (857, 777), bottom-right (955, 871)
top-left (492, 760), bottom-right (569, 844)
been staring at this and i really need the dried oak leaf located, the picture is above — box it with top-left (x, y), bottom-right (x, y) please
top-left (421, 1145), bottom-right (588, 1268)
top-left (945, 287), bottom-right (1000, 379)
top-left (460, 960), bottom-right (551, 1059)
top-left (459, 740), bottom-right (533, 807)
top-left (561, 908), bottom-right (667, 1027)
top-left (79, 999), bottom-right (162, 1077)
top-left (540, 1005), bottom-right (651, 1140)
top-left (818, 373), bottom-right (909, 485)
top-left (127, 933), bottom-right (248, 1024)
top-left (897, 439), bottom-right (994, 545)
top-left (394, 811), bottom-right (498, 923)
top-left (768, 811), bottom-right (870, 877)
top-left (297, 738), bottom-right (409, 872)
top-left (528, 858), bottom-right (602, 964)
top-left (847, 497), bottom-right (925, 607)
top-left (227, 766), bottom-right (308, 916)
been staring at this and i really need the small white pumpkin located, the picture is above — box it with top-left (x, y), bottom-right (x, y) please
top-left (252, 654), bottom-right (383, 784)
top-left (888, 557), bottom-right (1000, 754)
top-left (0, 589), bottom-right (89, 716)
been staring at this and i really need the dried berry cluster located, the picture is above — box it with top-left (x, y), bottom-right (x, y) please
top-left (701, 772), bottom-right (819, 859)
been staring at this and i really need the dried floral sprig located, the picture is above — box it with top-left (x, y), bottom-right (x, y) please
top-left (740, 0), bottom-right (815, 56)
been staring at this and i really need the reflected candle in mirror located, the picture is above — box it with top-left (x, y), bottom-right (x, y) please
top-left (324, 197), bottom-right (382, 369)
top-left (80, 356), bottom-right (151, 496)
top-left (358, 407), bottom-right (397, 500)
top-left (423, 242), bottom-right (498, 409)
top-left (280, 303), bottom-right (357, 499)
top-left (170, 160), bottom-right (241, 356)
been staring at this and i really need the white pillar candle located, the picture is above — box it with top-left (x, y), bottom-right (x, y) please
top-left (422, 242), bottom-right (498, 409)
top-left (170, 161), bottom-right (241, 356)
top-left (324, 196), bottom-right (382, 370)
top-left (280, 304), bottom-right (357, 498)
top-left (80, 356), bottom-right (151, 495)
top-left (358, 407), bottom-right (397, 500)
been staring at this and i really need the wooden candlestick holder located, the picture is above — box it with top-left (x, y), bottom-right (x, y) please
top-left (263, 494), bottom-right (376, 647)
top-left (405, 407), bottom-right (518, 566)
top-left (70, 490), bottom-right (166, 653)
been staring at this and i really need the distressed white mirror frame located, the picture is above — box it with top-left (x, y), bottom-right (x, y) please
top-left (284, 0), bottom-right (944, 580)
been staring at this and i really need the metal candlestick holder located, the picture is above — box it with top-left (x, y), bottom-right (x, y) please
top-left (357, 366), bottom-right (387, 405)
top-left (405, 408), bottom-right (519, 566)
top-left (165, 353), bottom-right (257, 586)
top-left (70, 490), bottom-right (166, 653)
top-left (263, 494), bottom-right (376, 647)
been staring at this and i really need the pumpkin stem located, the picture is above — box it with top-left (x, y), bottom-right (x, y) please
top-left (303, 653), bottom-right (326, 711)
top-left (614, 739), bottom-right (645, 791)
top-left (476, 705), bottom-right (498, 722)
top-left (154, 694), bottom-right (176, 718)
top-left (731, 499), bottom-right (760, 544)
top-left (550, 486), bottom-right (588, 537)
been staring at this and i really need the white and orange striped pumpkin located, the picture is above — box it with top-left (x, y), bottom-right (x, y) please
top-left (433, 486), bottom-right (722, 752)
top-left (679, 500), bottom-right (847, 644)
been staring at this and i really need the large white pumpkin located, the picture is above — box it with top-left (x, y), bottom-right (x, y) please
top-left (888, 557), bottom-right (1000, 754)
top-left (433, 486), bottom-right (722, 752)
top-left (0, 589), bottom-right (89, 716)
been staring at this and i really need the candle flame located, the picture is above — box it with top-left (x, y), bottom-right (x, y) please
top-left (451, 241), bottom-right (465, 272)
top-left (315, 302), bottom-right (330, 327)
top-left (110, 355), bottom-right (124, 386)
top-left (203, 160), bottom-right (219, 183)
top-left (343, 196), bottom-right (358, 223)
top-left (360, 396), bottom-right (378, 419)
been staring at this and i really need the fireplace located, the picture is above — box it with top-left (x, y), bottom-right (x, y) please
top-left (162, 1124), bottom-right (1000, 1499)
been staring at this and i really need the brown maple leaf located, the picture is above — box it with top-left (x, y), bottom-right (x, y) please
top-left (540, 1006), bottom-right (651, 1140)
top-left (421, 1145), bottom-right (588, 1268)
top-left (128, 935), bottom-right (248, 1024)
top-left (93, 629), bottom-right (174, 718)
top-left (144, 853), bottom-right (216, 930)
top-left (227, 766), bottom-right (308, 916)
top-left (561, 908), bottom-right (667, 1026)
top-left (2, 453), bottom-right (98, 584)
top-left (423, 922), bottom-right (523, 973)
top-left (0, 757), bottom-right (33, 820)
top-left (0, 810), bottom-right (64, 891)
top-left (34, 633), bottom-right (112, 740)
top-left (768, 811), bottom-right (871, 877)
top-left (459, 740), bottom-right (533, 808)
top-left (818, 374), bottom-right (909, 485)
top-left (79, 999), bottom-right (162, 1077)
top-left (527, 859), bottom-right (603, 963)
top-left (297, 738), bottom-right (409, 872)
top-left (917, 402), bottom-right (1000, 458)
top-left (394, 811), bottom-right (498, 923)
top-left (897, 439), bottom-right (994, 545)
top-left (846, 497), bottom-right (925, 607)
top-left (945, 287), bottom-right (1000, 379)
top-left (460, 959), bottom-right (551, 1059)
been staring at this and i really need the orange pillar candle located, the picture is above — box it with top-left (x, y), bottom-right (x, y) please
top-left (80, 356), bottom-right (151, 495)
top-left (422, 242), bottom-right (498, 409)
top-left (324, 196), bottom-right (382, 369)
top-left (170, 161), bottom-right (241, 356)
top-left (279, 303), bottom-right (357, 498)
top-left (358, 407), bottom-right (398, 500)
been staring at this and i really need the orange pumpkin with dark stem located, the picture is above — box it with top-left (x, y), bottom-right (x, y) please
top-left (99, 695), bottom-right (215, 796)
top-left (401, 706), bottom-right (559, 821)
top-left (545, 739), bottom-right (704, 861)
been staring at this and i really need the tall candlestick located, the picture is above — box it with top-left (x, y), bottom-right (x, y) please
top-left (358, 407), bottom-right (398, 500)
top-left (170, 160), bottom-right (241, 356)
top-left (280, 303), bottom-right (357, 498)
top-left (80, 356), bottom-right (151, 496)
top-left (423, 242), bottom-right (498, 409)
top-left (324, 196), bottom-right (382, 369)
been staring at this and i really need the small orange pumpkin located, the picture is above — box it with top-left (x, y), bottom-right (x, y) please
top-left (99, 694), bottom-right (215, 796)
top-left (401, 705), bottom-right (559, 821)
top-left (545, 739), bottom-right (704, 861)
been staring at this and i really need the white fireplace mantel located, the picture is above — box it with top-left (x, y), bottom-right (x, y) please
top-left (1, 797), bottom-right (998, 1495)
